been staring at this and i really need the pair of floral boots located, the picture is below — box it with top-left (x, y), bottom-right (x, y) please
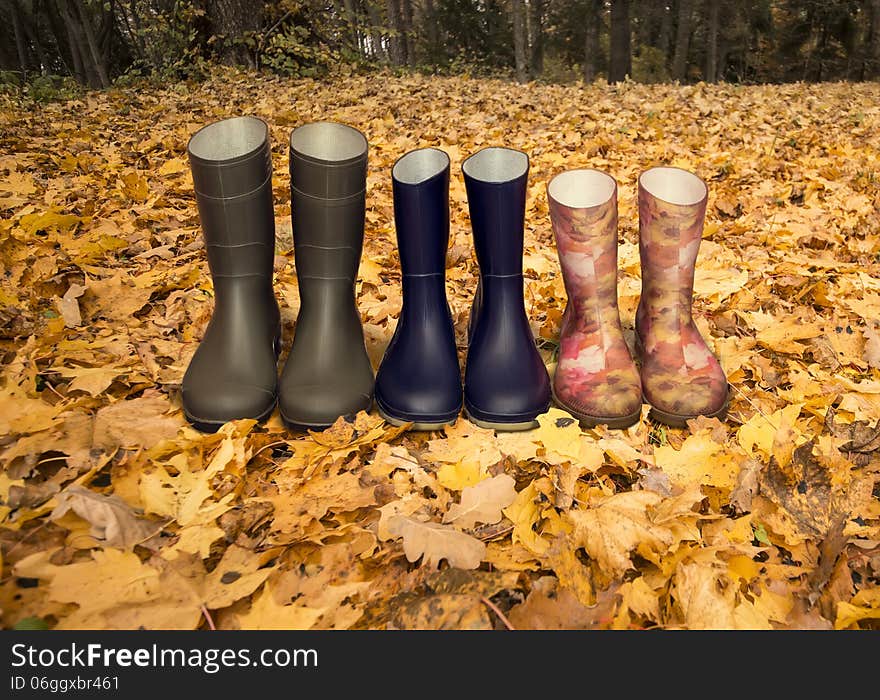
top-left (549, 167), bottom-right (729, 429)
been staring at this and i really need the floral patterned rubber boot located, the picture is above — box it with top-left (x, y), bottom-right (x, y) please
top-left (635, 167), bottom-right (729, 427)
top-left (548, 169), bottom-right (642, 429)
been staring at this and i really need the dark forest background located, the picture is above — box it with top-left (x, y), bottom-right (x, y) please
top-left (3, 0), bottom-right (880, 91)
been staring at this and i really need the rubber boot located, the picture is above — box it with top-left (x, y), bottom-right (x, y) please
top-left (375, 148), bottom-right (462, 430)
top-left (279, 121), bottom-right (374, 430)
top-left (548, 169), bottom-right (642, 429)
top-left (182, 116), bottom-right (281, 432)
top-left (462, 147), bottom-right (551, 431)
top-left (636, 166), bottom-right (729, 427)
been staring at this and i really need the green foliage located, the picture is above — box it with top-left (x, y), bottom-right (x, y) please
top-left (633, 46), bottom-right (671, 84)
top-left (13, 617), bottom-right (49, 631)
top-left (139, 2), bottom-right (207, 79)
top-left (261, 25), bottom-right (339, 76)
top-left (24, 76), bottom-right (82, 103)
top-left (0, 71), bottom-right (22, 87)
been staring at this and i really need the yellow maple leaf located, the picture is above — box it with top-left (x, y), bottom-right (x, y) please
top-left (653, 430), bottom-right (738, 489)
top-left (675, 559), bottom-right (772, 630)
top-left (737, 403), bottom-right (804, 458)
top-left (569, 489), bottom-right (702, 578)
top-left (237, 584), bottom-right (324, 631)
top-left (424, 419), bottom-right (502, 471)
top-left (835, 588), bottom-right (880, 629)
top-left (503, 481), bottom-right (551, 556)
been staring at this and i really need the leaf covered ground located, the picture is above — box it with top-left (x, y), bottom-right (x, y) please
top-left (1, 71), bottom-right (879, 630)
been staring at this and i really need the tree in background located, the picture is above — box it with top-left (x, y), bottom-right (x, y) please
top-left (3, 0), bottom-right (880, 88)
top-left (608, 0), bottom-right (631, 82)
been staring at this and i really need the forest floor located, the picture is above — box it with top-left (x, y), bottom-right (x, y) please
top-left (1, 70), bottom-right (879, 629)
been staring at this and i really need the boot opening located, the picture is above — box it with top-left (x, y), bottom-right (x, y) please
top-left (188, 116), bottom-right (267, 162)
top-left (289, 121), bottom-right (368, 162)
top-left (393, 148), bottom-right (449, 184)
top-left (462, 147), bottom-right (528, 183)
top-left (548, 169), bottom-right (616, 208)
top-left (639, 167), bottom-right (707, 206)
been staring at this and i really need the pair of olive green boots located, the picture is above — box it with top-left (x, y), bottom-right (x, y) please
top-left (182, 116), bottom-right (373, 431)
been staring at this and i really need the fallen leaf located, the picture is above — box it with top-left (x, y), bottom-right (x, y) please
top-left (51, 484), bottom-right (161, 549)
top-left (443, 474), bottom-right (516, 529)
top-left (236, 583), bottom-right (323, 631)
top-left (386, 515), bottom-right (486, 570)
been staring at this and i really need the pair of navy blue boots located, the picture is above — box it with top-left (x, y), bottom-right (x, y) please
top-left (376, 147), bottom-right (551, 432)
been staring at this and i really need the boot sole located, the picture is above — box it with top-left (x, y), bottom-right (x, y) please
top-left (374, 393), bottom-right (460, 431)
top-left (647, 386), bottom-right (732, 428)
top-left (462, 406), bottom-right (539, 432)
top-left (279, 395), bottom-right (374, 433)
top-left (184, 399), bottom-right (277, 434)
top-left (377, 406), bottom-right (458, 432)
top-left (550, 385), bottom-right (642, 430)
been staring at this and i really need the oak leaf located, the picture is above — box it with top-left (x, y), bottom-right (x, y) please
top-left (51, 484), bottom-right (161, 549)
top-left (443, 474), bottom-right (516, 529)
top-left (386, 515), bottom-right (486, 570)
top-left (569, 489), bottom-right (701, 577)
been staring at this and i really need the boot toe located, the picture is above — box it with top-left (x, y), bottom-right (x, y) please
top-left (182, 382), bottom-right (276, 429)
top-left (374, 384), bottom-right (461, 423)
top-left (279, 383), bottom-right (373, 429)
top-left (375, 362), bottom-right (462, 423)
top-left (553, 367), bottom-right (642, 426)
top-left (642, 369), bottom-right (728, 420)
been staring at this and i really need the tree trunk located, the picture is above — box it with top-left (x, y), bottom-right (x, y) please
top-left (609, 0), bottom-right (631, 83)
top-left (528, 0), bottom-right (544, 78)
top-left (658, 0), bottom-right (673, 60)
top-left (18, 1), bottom-right (50, 75)
top-left (11, 0), bottom-right (29, 80)
top-left (57, 0), bottom-right (102, 87)
top-left (73, 0), bottom-right (110, 86)
top-left (672, 0), bottom-right (692, 81)
top-left (871, 0), bottom-right (880, 78)
top-left (704, 0), bottom-right (719, 82)
top-left (385, 0), bottom-right (405, 66)
top-left (340, 0), bottom-right (361, 56)
top-left (0, 28), bottom-right (17, 72)
top-left (98, 0), bottom-right (115, 70)
top-left (365, 0), bottom-right (387, 61)
top-left (46, 0), bottom-right (80, 79)
top-left (423, 0), bottom-right (439, 57)
top-left (115, 0), bottom-right (146, 61)
top-left (511, 0), bottom-right (528, 82)
top-left (400, 0), bottom-right (414, 66)
top-left (206, 0), bottom-right (261, 68)
top-left (583, 0), bottom-right (600, 82)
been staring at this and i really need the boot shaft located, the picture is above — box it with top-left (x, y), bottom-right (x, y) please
top-left (462, 147), bottom-right (529, 277)
top-left (289, 121), bottom-right (368, 284)
top-left (392, 148), bottom-right (450, 276)
top-left (187, 115), bottom-right (276, 297)
top-left (548, 168), bottom-right (622, 330)
top-left (391, 147), bottom-right (454, 325)
top-left (637, 166), bottom-right (708, 319)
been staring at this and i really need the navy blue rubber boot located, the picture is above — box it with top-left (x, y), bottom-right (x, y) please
top-left (375, 148), bottom-right (463, 430)
top-left (462, 147), bottom-right (551, 431)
